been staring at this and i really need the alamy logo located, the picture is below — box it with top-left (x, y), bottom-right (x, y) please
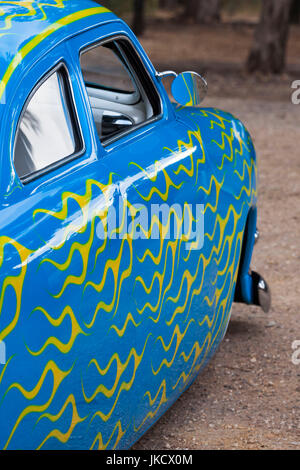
top-left (0, 341), bottom-right (6, 365)
top-left (291, 80), bottom-right (300, 104)
top-left (96, 199), bottom-right (205, 251)
top-left (292, 340), bottom-right (300, 366)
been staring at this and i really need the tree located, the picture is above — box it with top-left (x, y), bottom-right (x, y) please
top-left (159, 0), bottom-right (178, 8)
top-left (132, 0), bottom-right (146, 36)
top-left (197, 0), bottom-right (220, 23)
top-left (289, 0), bottom-right (300, 23)
top-left (184, 0), bottom-right (220, 24)
top-left (247, 0), bottom-right (293, 74)
top-left (184, 0), bottom-right (197, 21)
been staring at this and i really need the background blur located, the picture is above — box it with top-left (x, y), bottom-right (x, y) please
top-left (96, 0), bottom-right (300, 92)
top-left (96, 0), bottom-right (300, 451)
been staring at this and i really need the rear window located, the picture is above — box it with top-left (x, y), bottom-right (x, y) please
top-left (14, 66), bottom-right (82, 182)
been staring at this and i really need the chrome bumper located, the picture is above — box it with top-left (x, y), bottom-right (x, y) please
top-left (251, 270), bottom-right (271, 313)
top-left (235, 225), bottom-right (271, 313)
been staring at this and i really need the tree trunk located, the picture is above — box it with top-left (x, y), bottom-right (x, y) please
top-left (197, 0), bottom-right (221, 23)
top-left (289, 0), bottom-right (300, 23)
top-left (132, 0), bottom-right (146, 36)
top-left (159, 0), bottom-right (177, 9)
top-left (184, 0), bottom-right (198, 22)
top-left (185, 0), bottom-right (220, 24)
top-left (247, 0), bottom-right (292, 74)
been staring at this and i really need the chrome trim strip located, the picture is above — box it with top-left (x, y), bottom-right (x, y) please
top-left (156, 70), bottom-right (178, 79)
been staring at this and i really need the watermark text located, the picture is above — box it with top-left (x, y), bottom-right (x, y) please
top-left (96, 199), bottom-right (205, 251)
top-left (0, 340), bottom-right (6, 365)
top-left (292, 340), bottom-right (300, 365)
top-left (291, 80), bottom-right (300, 104)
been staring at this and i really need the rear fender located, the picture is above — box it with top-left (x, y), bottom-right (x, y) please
top-left (235, 207), bottom-right (257, 305)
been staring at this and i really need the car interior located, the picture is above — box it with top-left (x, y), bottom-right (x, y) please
top-left (80, 39), bottom-right (158, 143)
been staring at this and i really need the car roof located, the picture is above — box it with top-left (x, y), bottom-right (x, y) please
top-left (0, 0), bottom-right (117, 107)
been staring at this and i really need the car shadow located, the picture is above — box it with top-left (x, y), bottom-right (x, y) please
top-left (226, 317), bottom-right (264, 338)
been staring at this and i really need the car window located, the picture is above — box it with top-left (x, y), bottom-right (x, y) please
top-left (14, 66), bottom-right (82, 182)
top-left (81, 41), bottom-right (136, 94)
top-left (80, 38), bottom-right (161, 144)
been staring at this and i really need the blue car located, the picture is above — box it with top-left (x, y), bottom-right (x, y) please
top-left (0, 0), bottom-right (270, 450)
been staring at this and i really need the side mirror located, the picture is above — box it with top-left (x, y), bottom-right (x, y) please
top-left (171, 72), bottom-right (207, 107)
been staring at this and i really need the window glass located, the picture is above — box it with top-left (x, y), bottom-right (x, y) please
top-left (81, 42), bottom-right (136, 93)
top-left (80, 39), bottom-right (161, 143)
top-left (14, 68), bottom-right (81, 180)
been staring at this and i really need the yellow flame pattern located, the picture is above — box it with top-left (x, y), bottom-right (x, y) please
top-left (0, 106), bottom-right (257, 449)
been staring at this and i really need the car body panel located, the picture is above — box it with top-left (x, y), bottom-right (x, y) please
top-left (0, 1), bottom-right (262, 450)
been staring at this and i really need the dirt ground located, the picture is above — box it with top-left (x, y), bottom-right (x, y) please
top-left (132, 20), bottom-right (300, 450)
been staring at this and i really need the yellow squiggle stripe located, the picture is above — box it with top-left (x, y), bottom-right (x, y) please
top-left (134, 169), bottom-right (183, 202)
top-left (174, 128), bottom-right (206, 182)
top-left (83, 334), bottom-right (151, 407)
top-left (84, 236), bottom-right (133, 328)
top-left (90, 420), bottom-right (126, 450)
top-left (0, 2), bottom-right (67, 31)
top-left (210, 233), bottom-right (243, 345)
top-left (152, 320), bottom-right (195, 376)
top-left (36, 1), bottom-right (67, 22)
top-left (0, 355), bottom-right (14, 384)
top-left (134, 379), bottom-right (167, 432)
top-left (139, 217), bottom-right (195, 325)
top-left (34, 175), bottom-right (115, 252)
top-left (212, 129), bottom-right (234, 170)
top-left (3, 361), bottom-right (72, 449)
top-left (165, 254), bottom-right (205, 326)
top-left (89, 334), bottom-right (151, 423)
top-left (109, 312), bottom-right (142, 337)
top-left (135, 240), bottom-right (177, 320)
top-left (0, 1), bottom-right (37, 30)
top-left (26, 305), bottom-right (86, 356)
top-left (43, 218), bottom-right (97, 299)
top-left (178, 203), bottom-right (246, 329)
top-left (137, 206), bottom-right (186, 265)
top-left (172, 333), bottom-right (211, 390)
top-left (0, 6), bottom-right (110, 101)
top-left (234, 162), bottom-right (253, 201)
top-left (84, 347), bottom-right (143, 402)
top-left (166, 205), bottom-right (234, 327)
top-left (135, 206), bottom-right (195, 323)
top-left (82, 200), bottom-right (136, 327)
top-left (0, 237), bottom-right (32, 342)
top-left (36, 393), bottom-right (87, 449)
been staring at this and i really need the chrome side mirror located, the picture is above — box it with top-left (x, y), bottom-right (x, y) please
top-left (157, 71), bottom-right (207, 107)
top-left (172, 72), bottom-right (207, 107)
